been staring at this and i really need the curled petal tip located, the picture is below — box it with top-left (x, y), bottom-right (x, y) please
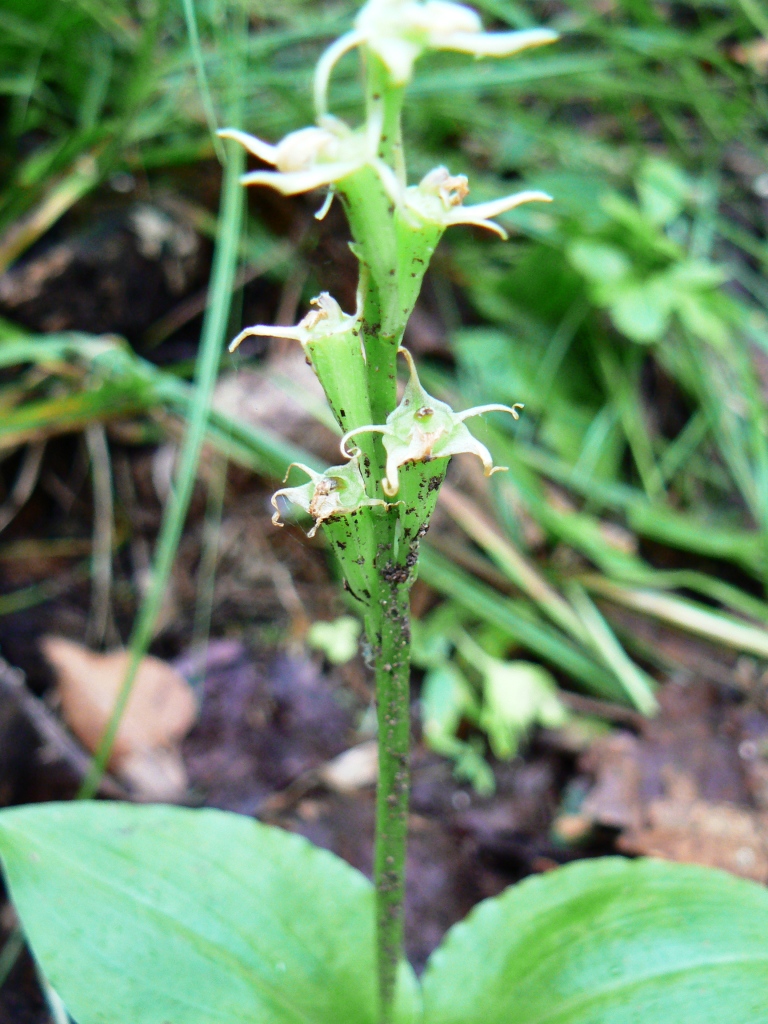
top-left (340, 424), bottom-right (389, 459)
top-left (456, 402), bottom-right (524, 423)
top-left (218, 128), bottom-right (278, 164)
top-left (229, 324), bottom-right (303, 352)
top-left (271, 491), bottom-right (287, 526)
top-left (487, 465), bottom-right (509, 477)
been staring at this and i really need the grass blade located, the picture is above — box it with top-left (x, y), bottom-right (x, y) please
top-left (78, 136), bottom-right (245, 799)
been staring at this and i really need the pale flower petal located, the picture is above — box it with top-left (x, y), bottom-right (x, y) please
top-left (455, 402), bottom-right (524, 422)
top-left (339, 0), bottom-right (557, 85)
top-left (273, 126), bottom-right (344, 172)
top-left (444, 27), bottom-right (558, 56)
top-left (444, 189), bottom-right (552, 224)
top-left (432, 423), bottom-right (501, 476)
top-left (217, 128), bottom-right (277, 164)
top-left (222, 116), bottom-right (389, 198)
top-left (421, 0), bottom-right (482, 35)
top-left (240, 162), bottom-right (365, 195)
top-left (231, 292), bottom-right (357, 353)
top-left (406, 172), bottom-right (551, 238)
top-left (229, 325), bottom-right (305, 353)
top-left (314, 30), bottom-right (365, 118)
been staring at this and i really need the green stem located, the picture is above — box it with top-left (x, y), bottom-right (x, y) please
top-left (370, 563), bottom-right (411, 1023)
top-left (366, 55), bottom-right (406, 186)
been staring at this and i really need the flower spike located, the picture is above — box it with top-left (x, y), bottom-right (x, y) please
top-left (272, 458), bottom-right (387, 538)
top-left (405, 166), bottom-right (552, 239)
top-left (341, 347), bottom-right (522, 496)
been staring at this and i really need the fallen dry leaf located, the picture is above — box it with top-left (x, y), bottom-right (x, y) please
top-left (731, 38), bottom-right (768, 75)
top-left (319, 740), bottom-right (379, 793)
top-left (617, 766), bottom-right (768, 882)
top-left (578, 682), bottom-right (768, 883)
top-left (42, 636), bottom-right (197, 801)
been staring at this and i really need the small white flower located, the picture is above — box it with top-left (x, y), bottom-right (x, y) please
top-left (315, 0), bottom-right (558, 111)
top-left (228, 292), bottom-right (357, 352)
top-left (404, 165), bottom-right (552, 239)
top-left (272, 457), bottom-right (387, 537)
top-left (341, 347), bottom-right (522, 496)
top-left (218, 118), bottom-right (398, 200)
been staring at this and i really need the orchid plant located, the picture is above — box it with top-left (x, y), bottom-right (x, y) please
top-left (220, 12), bottom-right (551, 1009)
top-left (1, 3), bottom-right (768, 1024)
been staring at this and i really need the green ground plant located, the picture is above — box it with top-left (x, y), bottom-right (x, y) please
top-left (3, 2), bottom-right (768, 1021)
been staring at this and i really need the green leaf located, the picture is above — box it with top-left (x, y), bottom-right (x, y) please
top-left (0, 802), bottom-right (419, 1024)
top-left (422, 857), bottom-right (768, 1024)
top-left (307, 615), bottom-right (362, 664)
top-left (636, 157), bottom-right (690, 226)
top-left (675, 292), bottom-right (729, 347)
top-left (669, 259), bottom-right (728, 291)
top-left (610, 278), bottom-right (674, 342)
top-left (566, 240), bottom-right (630, 285)
top-left (421, 662), bottom-right (477, 748)
top-left (478, 658), bottom-right (567, 759)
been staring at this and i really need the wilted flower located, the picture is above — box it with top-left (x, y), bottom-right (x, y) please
top-left (315, 0), bottom-right (558, 107)
top-left (272, 457), bottom-right (387, 537)
top-left (404, 166), bottom-right (552, 239)
top-left (341, 347), bottom-right (522, 496)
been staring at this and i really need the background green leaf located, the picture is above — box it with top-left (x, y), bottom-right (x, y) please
top-left (0, 802), bottom-right (419, 1024)
top-left (422, 857), bottom-right (768, 1024)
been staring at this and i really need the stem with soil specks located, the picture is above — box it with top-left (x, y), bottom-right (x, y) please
top-left (219, 8), bottom-right (549, 1018)
top-left (370, 574), bottom-right (411, 1019)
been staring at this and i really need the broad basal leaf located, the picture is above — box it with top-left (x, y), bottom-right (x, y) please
top-left (422, 856), bottom-right (768, 1024)
top-left (0, 802), bottom-right (419, 1024)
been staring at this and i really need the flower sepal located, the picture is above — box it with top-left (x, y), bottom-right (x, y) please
top-left (229, 293), bottom-right (372, 434)
top-left (404, 166), bottom-right (552, 240)
top-left (341, 347), bottom-right (522, 496)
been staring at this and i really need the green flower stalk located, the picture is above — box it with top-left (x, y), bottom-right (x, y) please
top-left (223, 3), bottom-right (556, 1019)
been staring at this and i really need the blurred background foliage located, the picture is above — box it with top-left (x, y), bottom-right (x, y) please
top-left (1, 0), bottom-right (768, 788)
